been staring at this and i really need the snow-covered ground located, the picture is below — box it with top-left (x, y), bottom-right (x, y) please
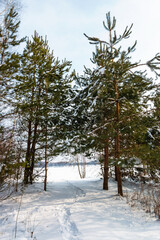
top-left (0, 156), bottom-right (160, 240)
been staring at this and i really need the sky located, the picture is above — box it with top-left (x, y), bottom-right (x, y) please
top-left (18, 0), bottom-right (160, 75)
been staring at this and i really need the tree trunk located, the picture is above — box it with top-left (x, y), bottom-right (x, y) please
top-left (24, 85), bottom-right (35, 185)
top-left (44, 126), bottom-right (48, 191)
top-left (114, 79), bottom-right (123, 196)
top-left (116, 166), bottom-right (123, 196)
top-left (29, 120), bottom-right (38, 184)
top-left (29, 79), bottom-right (41, 184)
top-left (115, 100), bottom-right (123, 196)
top-left (103, 139), bottom-right (109, 190)
top-left (24, 119), bottom-right (32, 184)
top-left (115, 166), bottom-right (118, 181)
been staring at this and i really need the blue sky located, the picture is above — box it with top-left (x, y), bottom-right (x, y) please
top-left (19, 0), bottom-right (160, 74)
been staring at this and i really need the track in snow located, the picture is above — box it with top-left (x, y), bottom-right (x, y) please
top-left (1, 170), bottom-right (160, 240)
top-left (55, 206), bottom-right (81, 240)
top-left (54, 180), bottom-right (85, 240)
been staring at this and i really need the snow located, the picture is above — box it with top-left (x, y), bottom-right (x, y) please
top-left (0, 156), bottom-right (160, 240)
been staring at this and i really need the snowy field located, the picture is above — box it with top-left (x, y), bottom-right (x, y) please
top-left (0, 156), bottom-right (160, 240)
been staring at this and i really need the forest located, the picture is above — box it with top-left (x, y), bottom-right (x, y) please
top-left (0, 0), bottom-right (160, 204)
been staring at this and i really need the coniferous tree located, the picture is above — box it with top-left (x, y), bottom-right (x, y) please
top-left (15, 31), bottom-right (72, 187)
top-left (82, 12), bottom-right (159, 196)
top-left (0, 2), bottom-right (25, 189)
top-left (0, 3), bottom-right (24, 108)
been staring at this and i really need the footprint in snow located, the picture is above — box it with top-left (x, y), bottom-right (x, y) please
top-left (56, 206), bottom-right (81, 240)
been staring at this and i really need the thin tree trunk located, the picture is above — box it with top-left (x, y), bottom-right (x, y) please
top-left (24, 85), bottom-right (35, 184)
top-left (15, 152), bottom-right (21, 192)
top-left (29, 120), bottom-right (38, 184)
top-left (116, 166), bottom-right (122, 196)
top-left (76, 155), bottom-right (83, 179)
top-left (24, 119), bottom-right (32, 184)
top-left (103, 139), bottom-right (109, 190)
top-left (115, 106), bottom-right (123, 196)
top-left (44, 126), bottom-right (48, 191)
top-left (29, 77), bottom-right (41, 184)
top-left (114, 80), bottom-right (123, 196)
top-left (115, 166), bottom-right (118, 181)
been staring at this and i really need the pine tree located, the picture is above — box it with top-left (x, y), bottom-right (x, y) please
top-left (0, 2), bottom-right (25, 190)
top-left (83, 12), bottom-right (159, 196)
top-left (15, 31), bottom-right (71, 187)
top-left (0, 3), bottom-right (24, 107)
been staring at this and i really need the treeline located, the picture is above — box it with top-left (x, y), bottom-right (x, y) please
top-left (0, 2), bottom-right (160, 197)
